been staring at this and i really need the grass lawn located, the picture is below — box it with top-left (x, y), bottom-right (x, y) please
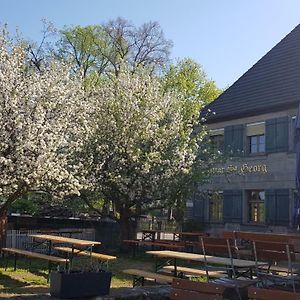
top-left (0, 252), bottom-right (154, 298)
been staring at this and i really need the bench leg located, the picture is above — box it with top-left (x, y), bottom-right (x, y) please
top-left (133, 276), bottom-right (144, 287)
top-left (13, 254), bottom-right (17, 271)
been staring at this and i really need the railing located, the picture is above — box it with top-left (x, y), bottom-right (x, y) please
top-left (6, 228), bottom-right (96, 251)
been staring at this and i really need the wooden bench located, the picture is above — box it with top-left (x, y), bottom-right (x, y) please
top-left (54, 246), bottom-right (116, 261)
top-left (54, 246), bottom-right (116, 269)
top-left (1, 247), bottom-right (69, 273)
top-left (141, 241), bottom-right (185, 250)
top-left (170, 278), bottom-right (233, 300)
top-left (248, 286), bottom-right (300, 300)
top-left (122, 268), bottom-right (173, 287)
top-left (162, 265), bottom-right (226, 278)
top-left (224, 230), bottom-right (300, 244)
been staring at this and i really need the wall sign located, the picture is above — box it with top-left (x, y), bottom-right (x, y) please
top-left (211, 163), bottom-right (268, 176)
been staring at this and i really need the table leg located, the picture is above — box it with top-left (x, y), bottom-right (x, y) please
top-left (90, 245), bottom-right (93, 268)
top-left (174, 258), bottom-right (177, 277)
top-left (48, 240), bottom-right (52, 256)
top-left (70, 244), bottom-right (74, 270)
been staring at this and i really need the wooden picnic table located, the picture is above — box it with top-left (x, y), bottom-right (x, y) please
top-left (29, 234), bottom-right (101, 268)
top-left (146, 250), bottom-right (267, 278)
top-left (30, 234), bottom-right (101, 247)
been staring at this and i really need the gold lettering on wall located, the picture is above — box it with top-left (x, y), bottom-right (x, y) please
top-left (211, 164), bottom-right (268, 176)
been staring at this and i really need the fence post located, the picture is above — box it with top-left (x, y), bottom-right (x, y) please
top-left (12, 230), bottom-right (17, 248)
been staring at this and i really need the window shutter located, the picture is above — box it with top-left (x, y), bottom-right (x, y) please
top-left (275, 189), bottom-right (289, 225)
top-left (266, 119), bottom-right (277, 153)
top-left (224, 126), bottom-right (234, 154)
top-left (266, 117), bottom-right (288, 153)
top-left (265, 190), bottom-right (276, 225)
top-left (276, 117), bottom-right (288, 152)
top-left (233, 125), bottom-right (244, 155)
top-left (224, 125), bottom-right (244, 156)
top-left (266, 189), bottom-right (290, 225)
top-left (193, 192), bottom-right (205, 220)
top-left (223, 190), bottom-right (243, 223)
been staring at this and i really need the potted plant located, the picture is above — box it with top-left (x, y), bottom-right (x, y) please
top-left (50, 268), bottom-right (112, 299)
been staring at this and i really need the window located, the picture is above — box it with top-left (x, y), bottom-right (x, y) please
top-left (209, 191), bottom-right (223, 222)
top-left (210, 135), bottom-right (224, 153)
top-left (248, 190), bottom-right (265, 223)
top-left (249, 135), bottom-right (265, 153)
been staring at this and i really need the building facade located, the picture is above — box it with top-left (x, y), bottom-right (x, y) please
top-left (189, 24), bottom-right (300, 233)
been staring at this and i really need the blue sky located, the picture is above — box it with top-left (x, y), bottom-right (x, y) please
top-left (1, 0), bottom-right (300, 88)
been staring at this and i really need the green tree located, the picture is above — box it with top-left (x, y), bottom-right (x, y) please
top-left (163, 58), bottom-right (221, 104)
top-left (55, 18), bottom-right (172, 80)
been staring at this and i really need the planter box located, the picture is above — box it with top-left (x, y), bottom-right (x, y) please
top-left (50, 270), bottom-right (112, 299)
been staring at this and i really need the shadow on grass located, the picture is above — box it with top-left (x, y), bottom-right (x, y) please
top-left (0, 272), bottom-right (29, 289)
top-left (0, 285), bottom-right (50, 296)
top-left (28, 268), bottom-right (48, 280)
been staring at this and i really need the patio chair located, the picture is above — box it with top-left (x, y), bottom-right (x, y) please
top-left (252, 240), bottom-right (299, 292)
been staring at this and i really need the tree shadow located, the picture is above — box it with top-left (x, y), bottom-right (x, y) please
top-left (28, 268), bottom-right (48, 280)
top-left (7, 285), bottom-right (49, 294)
top-left (0, 272), bottom-right (29, 289)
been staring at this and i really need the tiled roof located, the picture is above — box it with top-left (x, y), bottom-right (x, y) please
top-left (204, 24), bottom-right (300, 123)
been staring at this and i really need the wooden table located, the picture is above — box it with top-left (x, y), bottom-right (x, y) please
top-left (30, 234), bottom-right (101, 268)
top-left (146, 250), bottom-right (267, 278)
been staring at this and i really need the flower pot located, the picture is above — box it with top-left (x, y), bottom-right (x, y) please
top-left (50, 270), bottom-right (112, 298)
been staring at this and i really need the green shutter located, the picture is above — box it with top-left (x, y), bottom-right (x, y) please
top-left (265, 190), bottom-right (276, 225)
top-left (233, 125), bottom-right (244, 156)
top-left (275, 189), bottom-right (289, 226)
top-left (266, 189), bottom-right (290, 225)
top-left (223, 190), bottom-right (243, 223)
top-left (266, 117), bottom-right (288, 153)
top-left (224, 125), bottom-right (244, 156)
top-left (266, 119), bottom-right (277, 153)
top-left (276, 117), bottom-right (288, 152)
top-left (193, 192), bottom-right (205, 220)
top-left (224, 126), bottom-right (234, 154)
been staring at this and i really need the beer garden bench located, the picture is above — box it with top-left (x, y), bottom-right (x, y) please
top-left (1, 247), bottom-right (69, 274)
top-left (122, 268), bottom-right (174, 287)
top-left (170, 278), bottom-right (236, 300)
top-left (248, 286), bottom-right (300, 300)
top-left (54, 246), bottom-right (116, 269)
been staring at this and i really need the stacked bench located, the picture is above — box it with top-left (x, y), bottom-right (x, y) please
top-left (170, 278), bottom-right (237, 300)
top-left (248, 287), bottom-right (300, 300)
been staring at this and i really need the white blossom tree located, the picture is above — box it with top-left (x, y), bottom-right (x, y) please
top-left (0, 31), bottom-right (92, 245)
top-left (83, 67), bottom-right (215, 239)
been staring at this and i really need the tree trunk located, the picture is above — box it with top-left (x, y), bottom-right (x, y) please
top-left (0, 186), bottom-right (26, 249)
top-left (0, 212), bottom-right (7, 250)
top-left (119, 205), bottom-right (138, 241)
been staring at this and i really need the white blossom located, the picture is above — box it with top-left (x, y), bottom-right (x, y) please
top-left (0, 32), bottom-right (92, 209)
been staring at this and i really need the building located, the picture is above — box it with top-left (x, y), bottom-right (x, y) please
top-left (190, 24), bottom-right (300, 233)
